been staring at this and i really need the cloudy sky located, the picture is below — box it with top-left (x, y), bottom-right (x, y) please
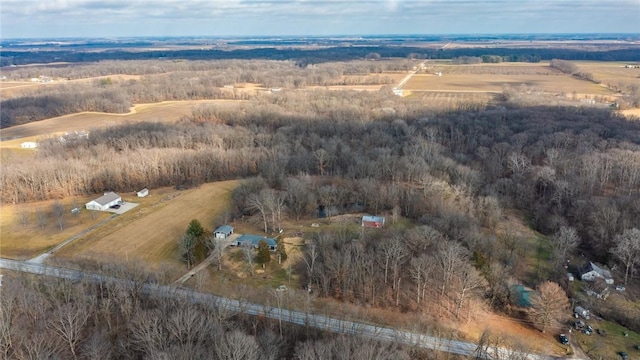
top-left (1, 0), bottom-right (639, 39)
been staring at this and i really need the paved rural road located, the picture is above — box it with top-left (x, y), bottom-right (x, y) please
top-left (0, 258), bottom-right (579, 360)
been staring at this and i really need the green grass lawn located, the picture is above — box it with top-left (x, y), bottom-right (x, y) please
top-left (575, 319), bottom-right (640, 359)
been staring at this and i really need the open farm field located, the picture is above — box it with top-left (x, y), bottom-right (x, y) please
top-left (1, 75), bottom-right (143, 99)
top-left (423, 62), bottom-right (562, 75)
top-left (55, 180), bottom-right (239, 270)
top-left (576, 61), bottom-right (640, 88)
top-left (405, 91), bottom-right (496, 109)
top-left (403, 62), bottom-right (623, 107)
top-left (0, 99), bottom-right (243, 141)
top-left (404, 72), bottom-right (615, 98)
top-left (0, 195), bottom-right (111, 259)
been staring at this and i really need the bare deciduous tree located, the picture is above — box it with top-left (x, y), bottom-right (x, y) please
top-left (243, 246), bottom-right (255, 276)
top-left (52, 200), bottom-right (66, 230)
top-left (247, 193), bottom-right (268, 233)
top-left (611, 227), bottom-right (640, 285)
top-left (207, 236), bottom-right (225, 271)
top-left (551, 226), bottom-right (579, 270)
top-left (47, 301), bottom-right (91, 359)
top-left (527, 281), bottom-right (569, 333)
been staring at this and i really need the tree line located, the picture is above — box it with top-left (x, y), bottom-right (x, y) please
top-left (3, 44), bottom-right (639, 67)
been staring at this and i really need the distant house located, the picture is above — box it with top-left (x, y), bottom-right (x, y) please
top-left (580, 262), bottom-right (614, 284)
top-left (214, 225), bottom-right (234, 239)
top-left (231, 234), bottom-right (277, 251)
top-left (136, 188), bottom-right (149, 197)
top-left (362, 215), bottom-right (385, 228)
top-left (85, 192), bottom-right (121, 211)
top-left (20, 142), bottom-right (37, 149)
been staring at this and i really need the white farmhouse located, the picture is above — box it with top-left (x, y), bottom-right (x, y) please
top-left (580, 262), bottom-right (614, 285)
top-left (85, 192), bottom-right (121, 211)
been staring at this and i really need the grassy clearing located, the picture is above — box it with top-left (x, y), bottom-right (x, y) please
top-left (55, 180), bottom-right (239, 271)
top-left (0, 195), bottom-right (111, 259)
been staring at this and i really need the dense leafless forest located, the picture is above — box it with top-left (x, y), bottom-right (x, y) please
top-left (4, 86), bottom-right (640, 321)
top-left (1, 271), bottom-right (432, 359)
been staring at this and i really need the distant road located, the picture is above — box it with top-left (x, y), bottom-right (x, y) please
top-left (0, 258), bottom-right (576, 360)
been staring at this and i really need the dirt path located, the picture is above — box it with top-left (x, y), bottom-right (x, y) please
top-left (173, 234), bottom-right (239, 285)
top-left (27, 214), bottom-right (118, 264)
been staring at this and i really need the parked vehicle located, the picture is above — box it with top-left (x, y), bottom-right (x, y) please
top-left (559, 334), bottom-right (569, 345)
top-left (574, 306), bottom-right (590, 320)
top-left (619, 351), bottom-right (628, 360)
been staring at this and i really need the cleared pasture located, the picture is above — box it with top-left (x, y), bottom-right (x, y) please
top-left (55, 180), bottom-right (239, 270)
top-left (0, 99), bottom-right (243, 141)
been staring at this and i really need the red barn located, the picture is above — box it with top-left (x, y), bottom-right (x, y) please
top-left (362, 215), bottom-right (385, 228)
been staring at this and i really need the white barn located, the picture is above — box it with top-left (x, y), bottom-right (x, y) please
top-left (214, 225), bottom-right (234, 239)
top-left (86, 192), bottom-right (121, 211)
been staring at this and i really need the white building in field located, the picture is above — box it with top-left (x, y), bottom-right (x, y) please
top-left (20, 142), bottom-right (37, 149)
top-left (85, 192), bottom-right (121, 211)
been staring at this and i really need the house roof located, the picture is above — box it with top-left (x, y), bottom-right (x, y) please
top-left (362, 215), bottom-right (385, 223)
top-left (90, 192), bottom-right (121, 206)
top-left (214, 225), bottom-right (234, 234)
top-left (236, 234), bottom-right (277, 247)
top-left (580, 262), bottom-right (613, 280)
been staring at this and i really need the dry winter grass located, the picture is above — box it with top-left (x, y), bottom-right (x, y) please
top-left (55, 180), bottom-right (239, 271)
top-left (0, 195), bottom-right (111, 259)
top-left (0, 99), bottom-right (244, 143)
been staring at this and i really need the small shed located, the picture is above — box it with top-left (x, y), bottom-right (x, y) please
top-left (137, 188), bottom-right (149, 197)
top-left (214, 225), bottom-right (234, 239)
top-left (85, 192), bottom-right (121, 211)
top-left (232, 234), bottom-right (277, 251)
top-left (362, 215), bottom-right (385, 228)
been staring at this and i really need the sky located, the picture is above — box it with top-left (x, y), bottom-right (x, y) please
top-left (1, 0), bottom-right (639, 39)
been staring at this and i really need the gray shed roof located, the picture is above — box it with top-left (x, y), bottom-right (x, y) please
top-left (214, 225), bottom-right (234, 234)
top-left (92, 192), bottom-right (121, 206)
